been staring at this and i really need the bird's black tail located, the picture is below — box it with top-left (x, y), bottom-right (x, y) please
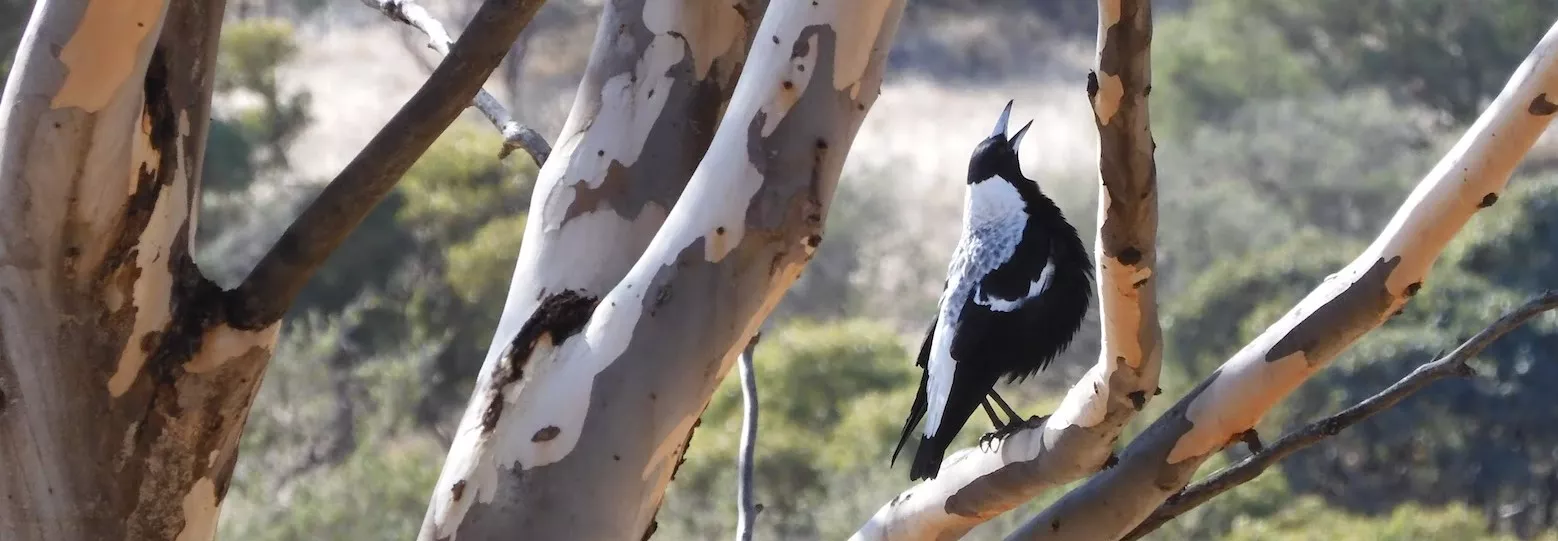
top-left (910, 433), bottom-right (952, 481)
top-left (891, 373), bottom-right (928, 467)
top-left (907, 373), bottom-right (995, 481)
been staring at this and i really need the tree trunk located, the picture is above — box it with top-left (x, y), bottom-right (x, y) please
top-left (1, 0), bottom-right (545, 538)
top-left (1006, 19), bottom-right (1558, 540)
top-left (852, 0), bottom-right (1160, 537)
top-left (418, 1), bottom-right (908, 539)
top-left (0, 0), bottom-right (269, 539)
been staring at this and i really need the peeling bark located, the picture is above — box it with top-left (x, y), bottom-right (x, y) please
top-left (851, 1), bottom-right (1160, 538)
top-left (419, 1), bottom-right (906, 539)
top-left (473, 0), bottom-right (769, 377)
top-left (2, 0), bottom-right (544, 537)
top-left (0, 0), bottom-right (267, 538)
top-left (1006, 19), bottom-right (1558, 541)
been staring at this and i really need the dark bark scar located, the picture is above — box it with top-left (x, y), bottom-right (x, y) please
top-left (532, 426), bottom-right (561, 442)
top-left (481, 290), bottom-right (599, 433)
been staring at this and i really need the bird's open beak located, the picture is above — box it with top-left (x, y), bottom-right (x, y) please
top-left (992, 100), bottom-right (1033, 150)
top-left (1010, 120), bottom-right (1033, 149)
top-left (992, 100), bottom-right (1015, 138)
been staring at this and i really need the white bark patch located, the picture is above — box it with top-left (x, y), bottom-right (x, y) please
top-left (427, 422), bottom-right (495, 538)
top-left (52, 0), bottom-right (168, 112)
top-left (853, 422), bottom-right (1065, 541)
top-left (1090, 72), bottom-right (1125, 126)
top-left (829, 0), bottom-right (896, 99)
top-left (1098, 0), bottom-right (1123, 29)
top-left (108, 107), bottom-right (190, 398)
top-left (642, 0), bottom-right (745, 79)
top-left (173, 477), bottom-right (218, 541)
top-left (1047, 358), bottom-right (1112, 429)
top-left (759, 33), bottom-right (817, 137)
top-left (182, 323), bottom-right (280, 374)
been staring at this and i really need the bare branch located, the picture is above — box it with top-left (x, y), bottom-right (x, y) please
top-left (1123, 290), bottom-right (1558, 540)
top-left (227, 0), bottom-right (548, 329)
top-left (851, 0), bottom-right (1159, 537)
top-left (359, 0), bottom-right (552, 165)
top-left (1006, 20), bottom-right (1558, 541)
top-left (737, 331), bottom-right (764, 541)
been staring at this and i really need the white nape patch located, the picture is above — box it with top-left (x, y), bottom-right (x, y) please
top-left (975, 257), bottom-right (1053, 312)
top-left (966, 176), bottom-right (1027, 230)
top-left (924, 176), bottom-right (1030, 436)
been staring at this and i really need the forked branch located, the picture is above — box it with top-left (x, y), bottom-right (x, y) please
top-left (360, 0), bottom-right (552, 164)
top-left (1123, 290), bottom-right (1558, 540)
top-left (228, 0), bottom-right (548, 328)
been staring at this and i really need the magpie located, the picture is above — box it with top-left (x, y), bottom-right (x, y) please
top-left (890, 100), bottom-right (1094, 481)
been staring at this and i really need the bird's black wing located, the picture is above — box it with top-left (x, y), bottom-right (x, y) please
top-left (951, 221), bottom-right (1054, 359)
top-left (891, 316), bottom-right (937, 466)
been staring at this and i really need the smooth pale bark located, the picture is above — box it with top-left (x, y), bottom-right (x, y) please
top-left (420, 0), bottom-right (766, 534)
top-left (852, 1), bottom-right (1160, 538)
top-left (1007, 19), bottom-right (1558, 541)
top-left (0, 1), bottom-right (276, 539)
top-left (469, 0), bottom-right (767, 377)
top-left (418, 1), bottom-right (907, 539)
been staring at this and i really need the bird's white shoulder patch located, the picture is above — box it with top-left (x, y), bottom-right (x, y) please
top-left (974, 256), bottom-right (1054, 312)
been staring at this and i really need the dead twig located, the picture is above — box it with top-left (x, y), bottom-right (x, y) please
top-left (1123, 290), bottom-right (1558, 540)
top-left (228, 0), bottom-right (548, 328)
top-left (737, 331), bottom-right (764, 541)
top-left (361, 0), bottom-right (552, 164)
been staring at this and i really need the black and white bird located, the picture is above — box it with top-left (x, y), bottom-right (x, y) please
top-left (891, 100), bottom-right (1094, 481)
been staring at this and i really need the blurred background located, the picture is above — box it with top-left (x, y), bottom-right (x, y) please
top-left (8, 0), bottom-right (1558, 539)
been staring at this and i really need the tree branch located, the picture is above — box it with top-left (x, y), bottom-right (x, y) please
top-left (851, 0), bottom-right (1159, 538)
top-left (226, 0), bottom-right (548, 329)
top-left (737, 331), bottom-right (763, 541)
top-left (1123, 290), bottom-right (1558, 540)
top-left (359, 0), bottom-right (551, 165)
top-left (1006, 19), bottom-right (1558, 541)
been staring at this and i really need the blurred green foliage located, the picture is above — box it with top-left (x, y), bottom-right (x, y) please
top-left (1157, 0), bottom-right (1558, 133)
top-left (215, 18), bottom-right (312, 176)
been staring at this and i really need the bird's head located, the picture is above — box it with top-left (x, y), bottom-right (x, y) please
top-left (966, 100), bottom-right (1033, 186)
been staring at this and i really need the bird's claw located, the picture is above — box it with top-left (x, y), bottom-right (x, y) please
top-left (978, 422), bottom-right (1026, 448)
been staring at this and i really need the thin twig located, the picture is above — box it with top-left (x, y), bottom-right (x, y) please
top-left (226, 0), bottom-right (548, 329)
top-left (361, 0), bottom-right (552, 165)
top-left (737, 331), bottom-right (763, 541)
top-left (1122, 290), bottom-right (1558, 540)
